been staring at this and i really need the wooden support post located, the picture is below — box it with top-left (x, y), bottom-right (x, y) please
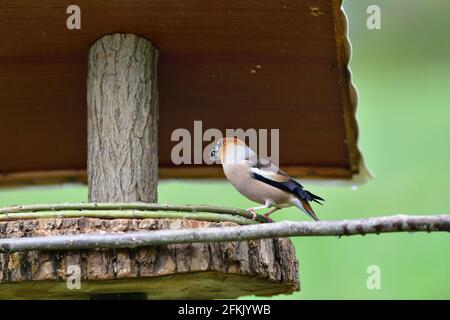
top-left (86, 33), bottom-right (157, 299)
top-left (87, 33), bottom-right (158, 203)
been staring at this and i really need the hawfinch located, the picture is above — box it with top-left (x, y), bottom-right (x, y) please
top-left (210, 137), bottom-right (324, 221)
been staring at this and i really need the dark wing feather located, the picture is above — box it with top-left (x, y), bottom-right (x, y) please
top-left (250, 160), bottom-right (324, 205)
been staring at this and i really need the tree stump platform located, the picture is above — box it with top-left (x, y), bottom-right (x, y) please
top-left (0, 217), bottom-right (299, 299)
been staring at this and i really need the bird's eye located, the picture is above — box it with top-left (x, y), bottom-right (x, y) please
top-left (210, 149), bottom-right (216, 157)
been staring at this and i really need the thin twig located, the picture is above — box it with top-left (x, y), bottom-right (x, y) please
top-left (0, 210), bottom-right (257, 225)
top-left (0, 202), bottom-right (271, 223)
top-left (0, 214), bottom-right (448, 253)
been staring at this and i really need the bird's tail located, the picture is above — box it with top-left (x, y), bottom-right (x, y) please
top-left (291, 197), bottom-right (320, 221)
top-left (305, 190), bottom-right (324, 205)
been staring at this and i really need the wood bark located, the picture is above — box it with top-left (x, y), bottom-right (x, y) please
top-left (0, 218), bottom-right (299, 299)
top-left (87, 33), bottom-right (158, 203)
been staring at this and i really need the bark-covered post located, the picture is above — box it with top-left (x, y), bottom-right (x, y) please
top-left (87, 33), bottom-right (158, 203)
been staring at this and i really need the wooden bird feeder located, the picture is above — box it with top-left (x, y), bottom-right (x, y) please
top-left (0, 0), bottom-right (368, 299)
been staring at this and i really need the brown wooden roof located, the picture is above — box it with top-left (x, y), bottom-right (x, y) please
top-left (0, 0), bottom-right (367, 187)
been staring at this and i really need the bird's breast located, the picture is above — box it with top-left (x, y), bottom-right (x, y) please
top-left (222, 163), bottom-right (293, 207)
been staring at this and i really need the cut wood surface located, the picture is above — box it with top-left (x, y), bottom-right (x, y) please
top-left (0, 217), bottom-right (299, 299)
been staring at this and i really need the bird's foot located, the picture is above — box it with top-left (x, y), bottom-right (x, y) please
top-left (262, 213), bottom-right (274, 223)
top-left (246, 208), bottom-right (258, 220)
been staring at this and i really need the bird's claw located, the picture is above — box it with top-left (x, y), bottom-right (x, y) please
top-left (246, 208), bottom-right (258, 220)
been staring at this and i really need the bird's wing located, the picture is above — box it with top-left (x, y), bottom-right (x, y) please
top-left (249, 157), bottom-right (291, 182)
top-left (249, 157), bottom-right (324, 204)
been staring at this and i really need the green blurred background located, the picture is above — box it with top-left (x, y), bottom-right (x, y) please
top-left (1, 0), bottom-right (449, 299)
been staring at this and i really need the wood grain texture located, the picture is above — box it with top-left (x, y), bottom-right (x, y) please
top-left (0, 218), bottom-right (299, 299)
top-left (87, 34), bottom-right (158, 202)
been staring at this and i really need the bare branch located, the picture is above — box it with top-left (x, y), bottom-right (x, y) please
top-left (0, 202), bottom-right (270, 223)
top-left (0, 214), bottom-right (448, 253)
top-left (0, 210), bottom-right (257, 225)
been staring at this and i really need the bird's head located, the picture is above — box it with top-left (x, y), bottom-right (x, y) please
top-left (210, 137), bottom-right (254, 164)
